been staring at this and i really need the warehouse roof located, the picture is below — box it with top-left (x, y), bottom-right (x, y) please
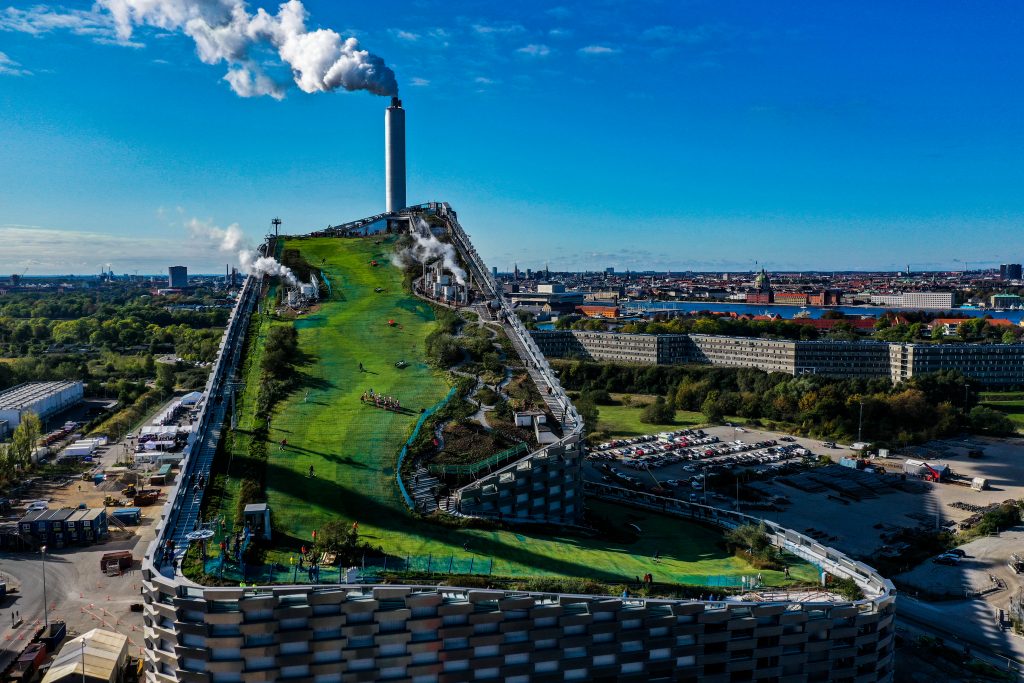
top-left (42, 628), bottom-right (128, 683)
top-left (0, 381), bottom-right (82, 412)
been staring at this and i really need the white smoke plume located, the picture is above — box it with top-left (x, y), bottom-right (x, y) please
top-left (97, 0), bottom-right (398, 100)
top-left (238, 251), bottom-right (298, 286)
top-left (187, 216), bottom-right (297, 285)
top-left (393, 217), bottom-right (467, 285)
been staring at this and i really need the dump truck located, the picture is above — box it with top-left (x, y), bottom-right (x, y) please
top-left (133, 489), bottom-right (160, 506)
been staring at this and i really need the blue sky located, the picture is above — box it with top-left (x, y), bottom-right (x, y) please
top-left (1, 1), bottom-right (1023, 274)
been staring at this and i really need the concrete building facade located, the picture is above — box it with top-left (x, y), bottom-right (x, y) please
top-left (532, 330), bottom-right (1024, 385)
top-left (889, 343), bottom-right (1024, 386)
top-left (868, 291), bottom-right (956, 309)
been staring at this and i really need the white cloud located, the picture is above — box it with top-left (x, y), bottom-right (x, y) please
top-left (548, 28), bottom-right (571, 38)
top-left (409, 76), bottom-right (430, 87)
top-left (0, 51), bottom-right (31, 76)
top-left (578, 44), bottom-right (620, 56)
top-left (0, 4), bottom-right (135, 46)
top-left (516, 43), bottom-right (550, 57)
top-left (474, 76), bottom-right (496, 85)
top-left (390, 28), bottom-right (419, 42)
top-left (472, 22), bottom-right (524, 36)
top-left (0, 225), bottom-right (196, 272)
top-left (546, 6), bottom-right (571, 19)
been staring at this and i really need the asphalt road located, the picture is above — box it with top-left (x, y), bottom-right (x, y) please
top-left (0, 552), bottom-right (77, 670)
top-left (897, 594), bottom-right (1024, 679)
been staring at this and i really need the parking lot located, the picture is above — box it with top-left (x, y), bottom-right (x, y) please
top-left (585, 428), bottom-right (1024, 562)
top-left (585, 424), bottom-right (860, 504)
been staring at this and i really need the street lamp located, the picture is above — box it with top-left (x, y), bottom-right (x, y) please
top-left (40, 545), bottom-right (48, 629)
top-left (857, 399), bottom-right (864, 444)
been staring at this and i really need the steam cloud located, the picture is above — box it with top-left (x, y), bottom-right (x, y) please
top-left (98, 0), bottom-right (398, 99)
top-left (393, 217), bottom-right (467, 285)
top-left (187, 217), bottom-right (297, 286)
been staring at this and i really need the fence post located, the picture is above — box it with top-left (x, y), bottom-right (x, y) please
top-left (427, 554), bottom-right (432, 574)
top-left (448, 556), bottom-right (454, 574)
top-left (469, 558), bottom-right (474, 574)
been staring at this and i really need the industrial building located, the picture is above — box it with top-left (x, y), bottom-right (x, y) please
top-left (532, 330), bottom-right (1024, 385)
top-left (868, 291), bottom-right (956, 309)
top-left (168, 266), bottom-right (188, 289)
top-left (140, 573), bottom-right (894, 683)
top-left (0, 381), bottom-right (84, 431)
top-left (138, 200), bottom-right (897, 683)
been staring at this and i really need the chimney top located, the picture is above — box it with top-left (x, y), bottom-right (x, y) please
top-left (390, 97), bottom-right (402, 108)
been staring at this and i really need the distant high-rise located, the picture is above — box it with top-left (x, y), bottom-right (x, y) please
top-left (385, 97), bottom-right (406, 213)
top-left (605, 267), bottom-right (615, 275)
top-left (491, 266), bottom-right (498, 279)
top-left (168, 265), bottom-right (188, 289)
top-left (1000, 263), bottom-right (1022, 280)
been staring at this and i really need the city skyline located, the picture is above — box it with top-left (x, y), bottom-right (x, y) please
top-left (1, 1), bottom-right (1023, 273)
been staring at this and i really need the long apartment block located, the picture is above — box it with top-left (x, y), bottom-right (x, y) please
top-left (531, 330), bottom-right (1024, 385)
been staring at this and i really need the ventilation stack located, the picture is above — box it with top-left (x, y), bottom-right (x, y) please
top-left (385, 97), bottom-right (407, 213)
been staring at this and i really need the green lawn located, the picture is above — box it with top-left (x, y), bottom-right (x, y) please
top-left (982, 400), bottom-right (1024, 431)
top-left (594, 395), bottom-right (705, 438)
top-left (211, 238), bottom-right (816, 587)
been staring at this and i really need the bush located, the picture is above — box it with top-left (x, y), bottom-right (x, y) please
top-left (724, 523), bottom-right (784, 569)
top-left (640, 396), bottom-right (674, 424)
top-left (968, 406), bottom-right (1016, 434)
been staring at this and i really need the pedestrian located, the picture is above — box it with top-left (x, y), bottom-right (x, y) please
top-left (463, 541), bottom-right (469, 552)
top-left (653, 550), bottom-right (660, 562)
top-left (309, 465), bottom-right (315, 478)
top-left (622, 588), bottom-right (629, 599)
top-left (635, 575), bottom-right (641, 587)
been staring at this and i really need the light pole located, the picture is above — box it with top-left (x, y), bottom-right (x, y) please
top-left (857, 400), bottom-right (864, 443)
top-left (40, 545), bottom-right (48, 629)
top-left (80, 638), bottom-right (86, 683)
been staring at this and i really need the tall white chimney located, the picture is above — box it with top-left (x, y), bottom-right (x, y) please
top-left (385, 97), bottom-right (406, 213)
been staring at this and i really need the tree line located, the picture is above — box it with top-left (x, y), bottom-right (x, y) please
top-left (555, 360), bottom-right (1015, 444)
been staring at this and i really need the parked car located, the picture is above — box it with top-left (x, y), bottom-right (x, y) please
top-left (932, 554), bottom-right (960, 566)
top-left (26, 500), bottom-right (48, 511)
